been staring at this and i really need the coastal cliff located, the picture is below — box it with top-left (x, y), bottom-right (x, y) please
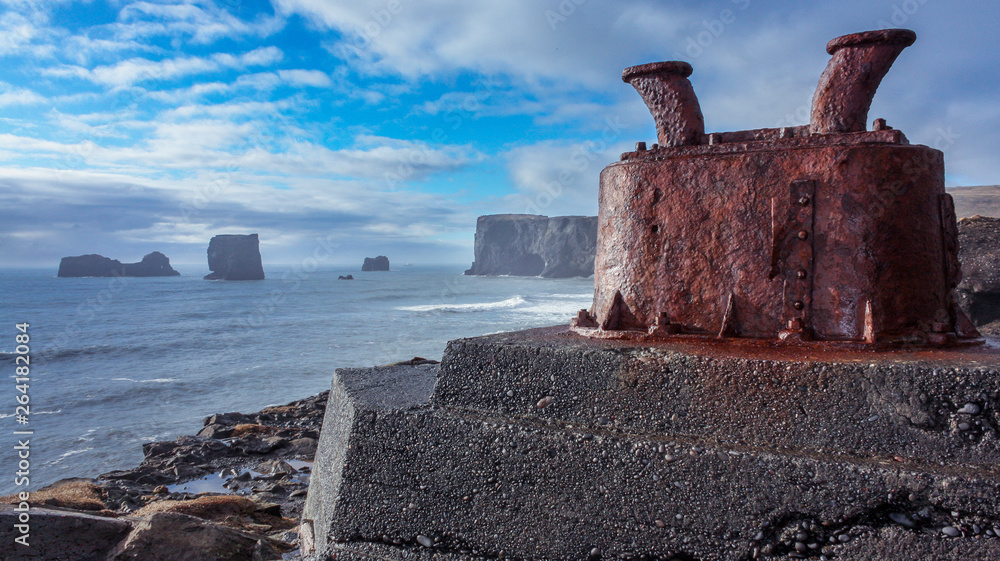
top-left (204, 234), bottom-right (265, 280)
top-left (58, 252), bottom-right (180, 277)
top-left (464, 214), bottom-right (597, 278)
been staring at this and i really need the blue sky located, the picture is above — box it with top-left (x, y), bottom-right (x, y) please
top-left (0, 0), bottom-right (997, 267)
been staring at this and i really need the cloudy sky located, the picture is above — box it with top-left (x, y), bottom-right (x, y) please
top-left (0, 0), bottom-right (997, 267)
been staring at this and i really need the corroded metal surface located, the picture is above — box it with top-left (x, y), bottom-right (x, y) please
top-left (622, 61), bottom-right (704, 147)
top-left (811, 29), bottom-right (916, 134)
top-left (576, 29), bottom-right (980, 348)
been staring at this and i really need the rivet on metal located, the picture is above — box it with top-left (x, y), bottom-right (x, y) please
top-left (793, 301), bottom-right (804, 310)
top-left (797, 230), bottom-right (809, 240)
top-left (799, 196), bottom-right (811, 206)
top-left (797, 270), bottom-right (808, 280)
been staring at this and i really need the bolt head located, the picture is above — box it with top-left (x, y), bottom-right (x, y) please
top-left (797, 270), bottom-right (808, 280)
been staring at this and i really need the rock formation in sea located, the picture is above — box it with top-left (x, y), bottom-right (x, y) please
top-left (338, 274), bottom-right (354, 280)
top-left (122, 252), bottom-right (181, 277)
top-left (361, 256), bottom-right (390, 271)
top-left (58, 252), bottom-right (180, 278)
top-left (464, 214), bottom-right (598, 278)
top-left (58, 254), bottom-right (124, 277)
top-left (958, 215), bottom-right (1000, 336)
top-left (204, 234), bottom-right (265, 280)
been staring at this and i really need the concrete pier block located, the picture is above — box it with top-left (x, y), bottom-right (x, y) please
top-left (302, 328), bottom-right (1000, 560)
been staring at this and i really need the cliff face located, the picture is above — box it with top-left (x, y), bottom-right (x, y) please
top-left (957, 216), bottom-right (1000, 335)
top-left (362, 256), bottom-right (390, 271)
top-left (58, 252), bottom-right (179, 277)
top-left (464, 214), bottom-right (597, 278)
top-left (204, 234), bottom-right (265, 280)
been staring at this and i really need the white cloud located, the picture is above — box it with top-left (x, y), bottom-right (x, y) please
top-left (278, 69), bottom-right (332, 87)
top-left (45, 46), bottom-right (284, 86)
top-left (0, 9), bottom-right (55, 57)
top-left (275, 0), bottom-right (695, 88)
top-left (503, 139), bottom-right (629, 217)
top-left (113, 1), bottom-right (284, 44)
top-left (0, 82), bottom-right (47, 107)
top-left (234, 72), bottom-right (283, 90)
top-left (60, 35), bottom-right (160, 65)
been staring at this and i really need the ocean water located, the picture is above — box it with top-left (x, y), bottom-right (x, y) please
top-left (0, 265), bottom-right (593, 494)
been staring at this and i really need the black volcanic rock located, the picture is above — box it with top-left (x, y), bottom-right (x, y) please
top-left (338, 275), bottom-right (354, 280)
top-left (204, 234), bottom-right (264, 280)
top-left (59, 254), bottom-right (123, 277)
top-left (464, 214), bottom-right (597, 278)
top-left (362, 256), bottom-right (390, 271)
top-left (121, 252), bottom-right (180, 277)
top-left (59, 252), bottom-right (179, 278)
top-left (958, 216), bottom-right (1000, 335)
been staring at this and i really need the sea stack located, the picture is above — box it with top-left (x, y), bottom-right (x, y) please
top-left (58, 252), bottom-right (180, 277)
top-left (204, 234), bottom-right (264, 280)
top-left (361, 256), bottom-right (390, 271)
top-left (464, 214), bottom-right (598, 278)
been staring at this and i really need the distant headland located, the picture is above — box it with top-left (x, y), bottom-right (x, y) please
top-left (465, 214), bottom-right (597, 278)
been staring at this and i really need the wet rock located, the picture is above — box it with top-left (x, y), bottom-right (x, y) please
top-left (197, 423), bottom-right (235, 439)
top-left (957, 403), bottom-right (981, 415)
top-left (416, 534), bottom-right (434, 548)
top-left (258, 460), bottom-right (297, 477)
top-left (106, 511), bottom-right (285, 561)
top-left (203, 412), bottom-right (253, 427)
top-left (283, 437), bottom-right (318, 459)
top-left (0, 504), bottom-right (132, 561)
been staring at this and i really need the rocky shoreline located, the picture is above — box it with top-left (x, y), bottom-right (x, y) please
top-left (2, 360), bottom-right (437, 560)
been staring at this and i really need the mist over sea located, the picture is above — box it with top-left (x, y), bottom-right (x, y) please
top-left (0, 265), bottom-right (593, 494)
